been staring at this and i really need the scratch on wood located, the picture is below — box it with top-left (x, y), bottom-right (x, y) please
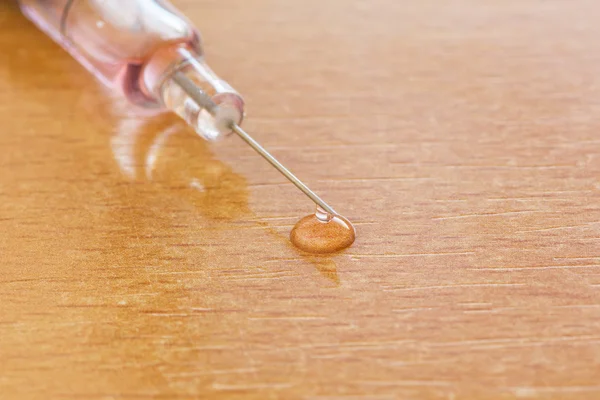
top-left (432, 210), bottom-right (540, 221)
top-left (392, 307), bottom-right (436, 313)
top-left (164, 368), bottom-right (258, 377)
top-left (268, 144), bottom-right (398, 151)
top-left (433, 335), bottom-right (600, 350)
top-left (515, 222), bottom-right (599, 233)
top-left (439, 164), bottom-right (575, 170)
top-left (510, 386), bottom-right (600, 396)
top-left (470, 264), bottom-right (600, 271)
top-left (223, 272), bottom-right (302, 282)
top-left (359, 380), bottom-right (452, 387)
top-left (212, 382), bottom-right (294, 391)
top-left (247, 316), bottom-right (326, 321)
top-left (316, 177), bottom-right (432, 183)
top-left (350, 251), bottom-right (475, 259)
top-left (382, 283), bottom-right (525, 292)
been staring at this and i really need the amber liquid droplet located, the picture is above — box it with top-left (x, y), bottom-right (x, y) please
top-left (290, 207), bottom-right (356, 254)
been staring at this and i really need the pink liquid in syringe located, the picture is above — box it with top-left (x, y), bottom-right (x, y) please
top-left (19, 0), bottom-right (202, 106)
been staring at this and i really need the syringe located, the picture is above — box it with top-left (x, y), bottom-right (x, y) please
top-left (17, 0), bottom-right (338, 218)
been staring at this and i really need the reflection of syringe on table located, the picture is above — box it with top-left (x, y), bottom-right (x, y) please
top-left (110, 113), bottom-right (251, 220)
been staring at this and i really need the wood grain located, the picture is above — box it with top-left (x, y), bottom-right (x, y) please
top-left (1, 0), bottom-right (600, 399)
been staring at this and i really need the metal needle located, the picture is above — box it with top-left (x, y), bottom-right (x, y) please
top-left (171, 71), bottom-right (337, 216)
top-left (230, 123), bottom-right (337, 216)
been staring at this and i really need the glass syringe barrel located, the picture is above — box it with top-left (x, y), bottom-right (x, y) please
top-left (17, 0), bottom-right (245, 140)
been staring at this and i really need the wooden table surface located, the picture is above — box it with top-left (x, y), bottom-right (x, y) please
top-left (2, 1), bottom-right (600, 399)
